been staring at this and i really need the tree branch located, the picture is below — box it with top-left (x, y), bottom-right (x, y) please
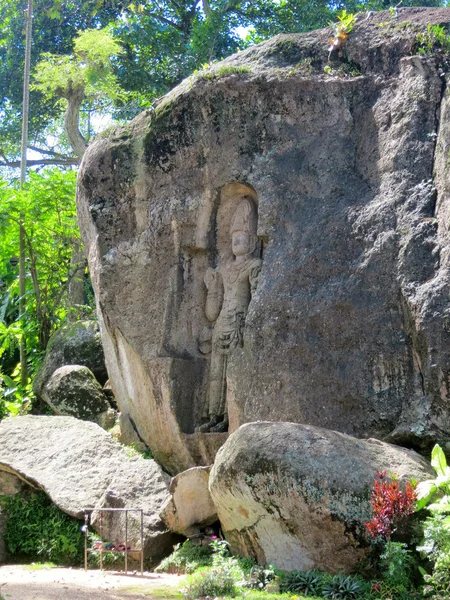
top-left (152, 13), bottom-right (185, 32)
top-left (0, 157), bottom-right (79, 168)
top-left (28, 145), bottom-right (74, 160)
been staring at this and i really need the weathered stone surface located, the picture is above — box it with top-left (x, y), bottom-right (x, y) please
top-left (160, 467), bottom-right (217, 536)
top-left (0, 471), bottom-right (24, 497)
top-left (119, 412), bottom-right (147, 451)
top-left (42, 365), bottom-right (110, 420)
top-left (209, 422), bottom-right (433, 573)
top-left (33, 321), bottom-right (108, 400)
top-left (78, 8), bottom-right (450, 474)
top-left (0, 416), bottom-right (173, 561)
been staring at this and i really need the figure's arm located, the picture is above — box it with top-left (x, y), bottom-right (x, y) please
top-left (249, 260), bottom-right (262, 295)
top-left (204, 267), bottom-right (223, 322)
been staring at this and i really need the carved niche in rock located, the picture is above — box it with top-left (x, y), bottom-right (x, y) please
top-left (198, 195), bottom-right (262, 433)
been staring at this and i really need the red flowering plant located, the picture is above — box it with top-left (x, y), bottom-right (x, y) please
top-left (365, 471), bottom-right (418, 543)
top-left (364, 472), bottom-right (418, 594)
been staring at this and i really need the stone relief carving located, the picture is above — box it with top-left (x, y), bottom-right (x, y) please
top-left (198, 197), bottom-right (262, 432)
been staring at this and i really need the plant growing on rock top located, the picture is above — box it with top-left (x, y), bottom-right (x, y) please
top-left (328, 10), bottom-right (356, 55)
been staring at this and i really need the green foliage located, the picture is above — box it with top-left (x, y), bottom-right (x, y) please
top-left (241, 563), bottom-right (277, 590)
top-left (182, 565), bottom-right (238, 599)
top-left (280, 569), bottom-right (324, 595)
top-left (0, 169), bottom-right (84, 413)
top-left (32, 28), bottom-right (123, 103)
top-left (414, 444), bottom-right (450, 599)
top-left (181, 539), bottom-right (246, 599)
top-left (416, 24), bottom-right (450, 56)
top-left (322, 573), bottom-right (365, 599)
top-left (331, 10), bottom-right (356, 36)
top-left (279, 569), bottom-right (367, 599)
top-left (0, 491), bottom-right (84, 565)
top-left (380, 542), bottom-right (416, 590)
top-left (156, 540), bottom-right (213, 574)
top-left (415, 444), bottom-right (450, 512)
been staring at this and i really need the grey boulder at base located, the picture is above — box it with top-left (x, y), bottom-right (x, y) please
top-left (33, 320), bottom-right (108, 400)
top-left (42, 365), bottom-right (111, 420)
top-left (160, 466), bottom-right (218, 537)
top-left (0, 416), bottom-right (175, 563)
top-left (209, 422), bottom-right (434, 573)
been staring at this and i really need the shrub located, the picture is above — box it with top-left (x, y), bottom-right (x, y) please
top-left (321, 573), bottom-right (365, 599)
top-left (279, 569), bottom-right (324, 595)
top-left (155, 540), bottom-right (213, 574)
top-left (241, 563), bottom-right (276, 590)
top-left (0, 491), bottom-right (84, 565)
top-left (182, 565), bottom-right (239, 599)
top-left (365, 471), bottom-right (417, 542)
top-left (380, 542), bottom-right (416, 590)
top-left (181, 539), bottom-right (245, 599)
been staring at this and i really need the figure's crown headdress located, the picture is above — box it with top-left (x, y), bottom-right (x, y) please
top-left (230, 197), bottom-right (257, 236)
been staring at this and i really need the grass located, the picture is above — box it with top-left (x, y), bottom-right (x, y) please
top-left (238, 592), bottom-right (321, 600)
top-left (24, 562), bottom-right (57, 570)
top-left (122, 589), bottom-right (320, 599)
top-left (122, 584), bottom-right (183, 598)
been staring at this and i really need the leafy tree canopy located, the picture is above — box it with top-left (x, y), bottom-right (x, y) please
top-left (1, 0), bottom-right (445, 165)
top-left (0, 169), bottom-right (88, 416)
top-left (0, 0), bottom-right (124, 159)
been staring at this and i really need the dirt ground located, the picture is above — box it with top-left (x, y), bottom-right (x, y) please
top-left (0, 565), bottom-right (184, 600)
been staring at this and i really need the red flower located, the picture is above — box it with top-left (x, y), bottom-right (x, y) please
top-left (364, 472), bottom-right (417, 541)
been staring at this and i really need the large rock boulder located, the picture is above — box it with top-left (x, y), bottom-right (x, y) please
top-left (33, 321), bottom-right (108, 400)
top-left (0, 416), bottom-right (174, 562)
top-left (209, 422), bottom-right (434, 573)
top-left (78, 8), bottom-right (450, 474)
top-left (42, 365), bottom-right (111, 420)
top-left (160, 466), bottom-right (217, 536)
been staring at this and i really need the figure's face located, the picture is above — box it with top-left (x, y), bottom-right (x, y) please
top-left (232, 231), bottom-right (252, 256)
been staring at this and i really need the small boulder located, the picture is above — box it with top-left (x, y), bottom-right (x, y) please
top-left (210, 422), bottom-right (434, 573)
top-left (33, 320), bottom-right (108, 399)
top-left (160, 467), bottom-right (217, 536)
top-left (42, 365), bottom-right (110, 420)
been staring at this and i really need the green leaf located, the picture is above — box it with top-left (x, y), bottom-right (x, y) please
top-left (427, 502), bottom-right (450, 513)
top-left (415, 480), bottom-right (437, 511)
top-left (431, 444), bottom-right (447, 476)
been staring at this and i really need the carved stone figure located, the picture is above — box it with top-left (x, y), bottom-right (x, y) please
top-left (199, 197), bottom-right (262, 432)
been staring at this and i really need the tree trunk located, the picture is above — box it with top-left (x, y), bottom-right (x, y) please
top-left (67, 241), bottom-right (87, 321)
top-left (64, 84), bottom-right (88, 159)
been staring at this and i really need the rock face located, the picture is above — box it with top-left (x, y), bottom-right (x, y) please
top-left (209, 422), bottom-right (433, 573)
top-left (160, 466), bottom-right (217, 536)
top-left (0, 416), bottom-right (174, 562)
top-left (78, 8), bottom-right (450, 474)
top-left (42, 365), bottom-right (111, 420)
top-left (33, 321), bottom-right (108, 400)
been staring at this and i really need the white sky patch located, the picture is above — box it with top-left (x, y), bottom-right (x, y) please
top-left (234, 25), bottom-right (252, 39)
